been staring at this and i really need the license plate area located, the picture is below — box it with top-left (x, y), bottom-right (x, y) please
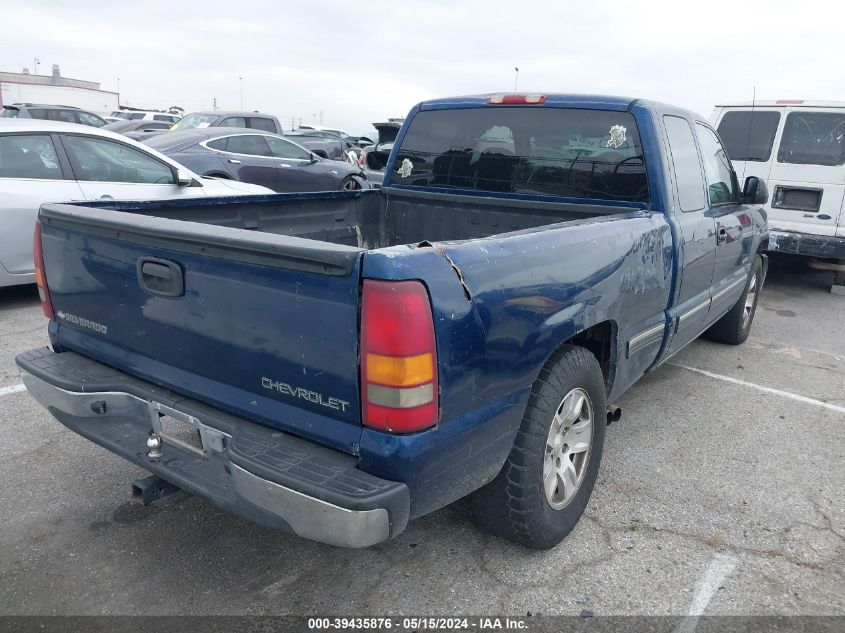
top-left (158, 413), bottom-right (204, 453)
top-left (148, 401), bottom-right (230, 456)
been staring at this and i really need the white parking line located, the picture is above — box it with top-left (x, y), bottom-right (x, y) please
top-left (0, 383), bottom-right (27, 397)
top-left (675, 553), bottom-right (737, 633)
top-left (670, 364), bottom-right (845, 415)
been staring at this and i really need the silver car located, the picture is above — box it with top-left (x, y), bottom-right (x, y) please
top-left (0, 119), bottom-right (272, 288)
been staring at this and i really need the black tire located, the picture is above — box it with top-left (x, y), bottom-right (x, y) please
top-left (469, 345), bottom-right (606, 549)
top-left (705, 255), bottom-right (763, 345)
top-left (339, 175), bottom-right (364, 191)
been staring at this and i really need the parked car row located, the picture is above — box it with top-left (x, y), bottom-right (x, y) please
top-left (2, 103), bottom-right (107, 127)
top-left (0, 119), bottom-right (271, 288)
top-left (144, 128), bottom-right (366, 192)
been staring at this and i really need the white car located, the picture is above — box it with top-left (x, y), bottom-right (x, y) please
top-left (711, 100), bottom-right (845, 289)
top-left (110, 110), bottom-right (181, 124)
top-left (0, 119), bottom-right (272, 288)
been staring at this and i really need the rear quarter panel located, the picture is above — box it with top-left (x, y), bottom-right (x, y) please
top-left (359, 211), bottom-right (673, 516)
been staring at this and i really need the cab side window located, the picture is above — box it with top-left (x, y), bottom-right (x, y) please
top-left (265, 136), bottom-right (311, 160)
top-left (663, 116), bottom-right (706, 212)
top-left (64, 135), bottom-right (175, 184)
top-left (225, 134), bottom-right (272, 157)
top-left (220, 117), bottom-right (247, 128)
top-left (249, 117), bottom-right (277, 133)
top-left (0, 134), bottom-right (63, 180)
top-left (695, 124), bottom-right (736, 205)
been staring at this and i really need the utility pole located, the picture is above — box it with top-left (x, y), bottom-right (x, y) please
top-left (34, 57), bottom-right (40, 75)
top-left (514, 67), bottom-right (519, 91)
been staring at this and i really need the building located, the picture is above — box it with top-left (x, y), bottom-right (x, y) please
top-left (0, 65), bottom-right (118, 114)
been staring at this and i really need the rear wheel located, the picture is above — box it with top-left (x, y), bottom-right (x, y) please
top-left (339, 175), bottom-right (363, 191)
top-left (470, 345), bottom-right (606, 549)
top-left (705, 254), bottom-right (763, 345)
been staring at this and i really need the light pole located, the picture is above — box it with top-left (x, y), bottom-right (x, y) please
top-left (514, 67), bottom-right (519, 92)
top-left (34, 57), bottom-right (40, 75)
top-left (238, 76), bottom-right (243, 110)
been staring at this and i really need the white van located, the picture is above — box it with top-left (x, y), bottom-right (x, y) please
top-left (711, 101), bottom-right (845, 289)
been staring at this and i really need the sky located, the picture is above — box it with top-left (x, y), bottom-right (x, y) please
top-left (3, 0), bottom-right (844, 134)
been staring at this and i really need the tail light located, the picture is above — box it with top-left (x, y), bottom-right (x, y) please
top-left (33, 221), bottom-right (54, 319)
top-left (358, 148), bottom-right (368, 168)
top-left (360, 279), bottom-right (438, 433)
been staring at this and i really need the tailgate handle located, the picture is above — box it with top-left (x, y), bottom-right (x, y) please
top-left (137, 258), bottom-right (184, 298)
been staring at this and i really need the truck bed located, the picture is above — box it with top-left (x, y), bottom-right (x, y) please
top-left (82, 187), bottom-right (640, 250)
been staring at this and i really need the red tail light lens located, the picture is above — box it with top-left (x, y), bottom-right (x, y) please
top-left (33, 221), bottom-right (54, 319)
top-left (358, 148), bottom-right (367, 168)
top-left (360, 279), bottom-right (438, 433)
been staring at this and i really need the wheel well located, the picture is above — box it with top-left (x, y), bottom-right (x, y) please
top-left (568, 321), bottom-right (617, 395)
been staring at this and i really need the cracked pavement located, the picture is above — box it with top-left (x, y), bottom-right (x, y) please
top-left (0, 254), bottom-right (842, 616)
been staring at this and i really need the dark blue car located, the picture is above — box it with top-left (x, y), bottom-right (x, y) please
top-left (144, 128), bottom-right (367, 192)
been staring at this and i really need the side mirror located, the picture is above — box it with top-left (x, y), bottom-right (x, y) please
top-left (176, 168), bottom-right (193, 186)
top-left (742, 176), bottom-right (768, 205)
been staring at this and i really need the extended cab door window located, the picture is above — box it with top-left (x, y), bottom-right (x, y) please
top-left (661, 115), bottom-right (716, 358)
top-left (695, 124), bottom-right (737, 206)
top-left (695, 123), bottom-right (751, 316)
top-left (663, 116), bottom-right (706, 212)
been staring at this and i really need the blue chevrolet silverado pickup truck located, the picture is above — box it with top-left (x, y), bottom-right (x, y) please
top-left (18, 93), bottom-right (769, 549)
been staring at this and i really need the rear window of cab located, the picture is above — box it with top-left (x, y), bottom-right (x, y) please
top-left (392, 107), bottom-right (648, 203)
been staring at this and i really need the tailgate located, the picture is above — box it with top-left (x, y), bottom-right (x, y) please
top-left (39, 203), bottom-right (365, 454)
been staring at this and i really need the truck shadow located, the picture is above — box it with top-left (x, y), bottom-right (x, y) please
top-left (0, 284), bottom-right (40, 313)
top-left (763, 252), bottom-right (836, 294)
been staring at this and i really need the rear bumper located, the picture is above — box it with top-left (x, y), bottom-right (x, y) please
top-left (767, 230), bottom-right (845, 260)
top-left (16, 347), bottom-right (409, 548)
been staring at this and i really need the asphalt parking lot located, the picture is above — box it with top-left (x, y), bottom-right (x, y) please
top-left (0, 254), bottom-right (842, 617)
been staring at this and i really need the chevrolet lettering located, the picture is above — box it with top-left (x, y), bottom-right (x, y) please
top-left (261, 377), bottom-right (351, 412)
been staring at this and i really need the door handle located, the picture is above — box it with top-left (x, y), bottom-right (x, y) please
top-left (137, 257), bottom-right (184, 298)
top-left (716, 225), bottom-right (727, 246)
top-left (228, 159), bottom-right (242, 164)
top-left (99, 194), bottom-right (114, 200)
